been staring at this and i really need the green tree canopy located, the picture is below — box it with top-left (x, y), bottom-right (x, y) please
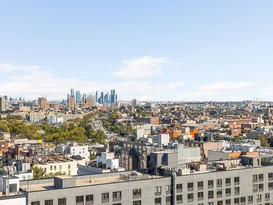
top-left (256, 134), bottom-right (269, 146)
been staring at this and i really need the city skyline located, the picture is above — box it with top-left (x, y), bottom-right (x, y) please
top-left (1, 1), bottom-right (273, 101)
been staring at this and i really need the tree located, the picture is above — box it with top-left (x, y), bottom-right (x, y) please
top-left (213, 133), bottom-right (223, 142)
top-left (233, 135), bottom-right (242, 142)
top-left (92, 130), bottom-right (106, 143)
top-left (33, 166), bottom-right (46, 179)
top-left (90, 153), bottom-right (97, 160)
top-left (0, 121), bottom-right (10, 132)
top-left (102, 120), bottom-right (110, 129)
top-left (112, 124), bottom-right (121, 134)
top-left (69, 127), bottom-right (87, 143)
top-left (256, 134), bottom-right (269, 146)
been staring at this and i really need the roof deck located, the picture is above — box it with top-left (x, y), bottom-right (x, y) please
top-left (20, 172), bottom-right (162, 192)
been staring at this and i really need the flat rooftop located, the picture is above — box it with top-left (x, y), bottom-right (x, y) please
top-left (20, 172), bottom-right (162, 192)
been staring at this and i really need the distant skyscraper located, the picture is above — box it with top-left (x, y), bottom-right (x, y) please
top-left (100, 92), bottom-right (104, 104)
top-left (132, 98), bottom-right (137, 108)
top-left (67, 95), bottom-right (75, 109)
top-left (94, 89), bottom-right (118, 105)
top-left (0, 96), bottom-right (6, 112)
top-left (70, 88), bottom-right (75, 97)
top-left (85, 94), bottom-right (96, 108)
top-left (110, 89), bottom-right (117, 104)
top-left (76, 91), bottom-right (81, 103)
top-left (38, 97), bottom-right (49, 110)
top-left (95, 91), bottom-right (98, 102)
top-left (105, 92), bottom-right (109, 104)
top-left (82, 94), bottom-right (87, 103)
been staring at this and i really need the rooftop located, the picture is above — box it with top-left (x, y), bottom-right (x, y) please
top-left (20, 172), bottom-right (162, 192)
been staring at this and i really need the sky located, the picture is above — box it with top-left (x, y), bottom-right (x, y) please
top-left (0, 1), bottom-right (273, 101)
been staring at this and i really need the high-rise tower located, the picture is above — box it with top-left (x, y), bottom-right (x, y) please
top-left (76, 91), bottom-right (81, 103)
top-left (70, 88), bottom-right (75, 97)
top-left (110, 89), bottom-right (116, 104)
top-left (0, 96), bottom-right (6, 112)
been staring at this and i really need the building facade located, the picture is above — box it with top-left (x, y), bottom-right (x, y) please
top-left (18, 164), bottom-right (273, 205)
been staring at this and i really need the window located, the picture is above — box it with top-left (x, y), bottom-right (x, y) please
top-left (187, 193), bottom-right (194, 202)
top-left (76, 196), bottom-right (84, 205)
top-left (155, 186), bottom-right (162, 196)
top-left (234, 198), bottom-right (239, 204)
top-left (133, 201), bottom-right (141, 205)
top-left (198, 192), bottom-right (203, 200)
top-left (58, 198), bottom-right (66, 205)
top-left (259, 183), bottom-right (264, 191)
top-left (225, 188), bottom-right (231, 196)
top-left (208, 190), bottom-right (214, 199)
top-left (265, 193), bottom-right (270, 201)
top-left (240, 197), bottom-right (245, 204)
top-left (208, 180), bottom-right (214, 189)
top-left (166, 185), bottom-right (171, 194)
top-left (176, 183), bottom-right (182, 192)
top-left (264, 193), bottom-right (270, 201)
top-left (225, 199), bottom-right (231, 205)
top-left (133, 189), bottom-right (141, 199)
top-left (269, 182), bottom-right (273, 190)
top-left (248, 195), bottom-right (253, 203)
top-left (268, 173), bottom-right (273, 180)
top-left (166, 196), bottom-right (171, 205)
top-left (187, 182), bottom-right (194, 191)
top-left (86, 195), bottom-right (93, 205)
top-left (208, 202), bottom-right (214, 205)
top-left (225, 178), bottom-right (231, 186)
top-left (257, 194), bottom-right (262, 202)
top-left (253, 184), bottom-right (258, 192)
top-left (9, 184), bottom-right (17, 193)
top-left (217, 189), bottom-right (222, 198)
top-left (217, 179), bottom-right (222, 188)
top-left (217, 201), bottom-right (223, 205)
top-left (259, 174), bottom-right (264, 181)
top-left (198, 181), bottom-right (203, 190)
top-left (155, 197), bottom-right (161, 205)
top-left (31, 202), bottom-right (40, 205)
top-left (101, 193), bottom-right (109, 203)
top-left (45, 200), bottom-right (53, 205)
top-left (234, 177), bottom-right (240, 185)
top-left (176, 195), bottom-right (183, 204)
top-left (234, 187), bottom-right (240, 195)
top-left (113, 191), bottom-right (122, 201)
top-left (253, 174), bottom-right (258, 183)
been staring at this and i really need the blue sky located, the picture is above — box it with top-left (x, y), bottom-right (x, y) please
top-left (0, 1), bottom-right (273, 101)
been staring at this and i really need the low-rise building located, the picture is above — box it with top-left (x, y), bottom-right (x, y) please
top-left (34, 158), bottom-right (85, 176)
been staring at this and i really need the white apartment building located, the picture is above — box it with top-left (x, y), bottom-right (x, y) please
top-left (35, 158), bottom-right (85, 176)
top-left (65, 143), bottom-right (89, 161)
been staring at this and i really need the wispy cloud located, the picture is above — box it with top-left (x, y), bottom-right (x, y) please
top-left (0, 63), bottom-right (90, 99)
top-left (260, 86), bottom-right (273, 100)
top-left (178, 81), bottom-right (252, 100)
top-left (0, 63), bottom-right (41, 73)
top-left (0, 63), bottom-right (185, 100)
top-left (113, 56), bottom-right (177, 79)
